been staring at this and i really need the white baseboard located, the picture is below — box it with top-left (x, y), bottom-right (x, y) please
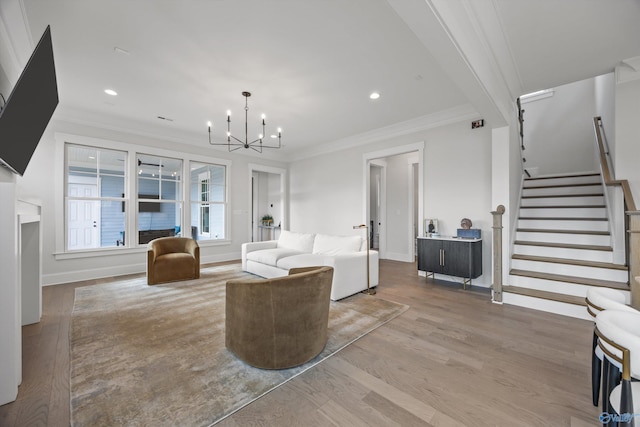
top-left (43, 251), bottom-right (242, 286)
top-left (383, 252), bottom-right (413, 262)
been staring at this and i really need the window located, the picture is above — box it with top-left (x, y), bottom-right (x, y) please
top-left (190, 161), bottom-right (226, 240)
top-left (137, 154), bottom-right (183, 245)
top-left (65, 144), bottom-right (126, 250)
top-left (61, 137), bottom-right (231, 255)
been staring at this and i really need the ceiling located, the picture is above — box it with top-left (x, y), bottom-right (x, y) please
top-left (4, 0), bottom-right (640, 161)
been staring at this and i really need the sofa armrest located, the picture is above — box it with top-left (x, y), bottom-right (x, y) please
top-left (325, 250), bottom-right (379, 300)
top-left (242, 240), bottom-right (278, 270)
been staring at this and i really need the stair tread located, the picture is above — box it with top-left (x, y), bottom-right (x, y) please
top-left (511, 254), bottom-right (627, 270)
top-left (524, 173), bottom-right (600, 181)
top-left (519, 217), bottom-right (608, 221)
top-left (514, 240), bottom-right (612, 251)
top-left (516, 228), bottom-right (609, 236)
top-left (510, 268), bottom-right (628, 289)
top-left (502, 285), bottom-right (587, 306)
top-left (522, 193), bottom-right (604, 199)
top-left (520, 205), bottom-right (605, 209)
top-left (523, 182), bottom-right (602, 190)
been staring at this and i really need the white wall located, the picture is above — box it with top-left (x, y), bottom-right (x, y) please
top-left (15, 118), bottom-right (288, 285)
top-left (0, 168), bottom-right (19, 405)
top-left (615, 70), bottom-right (640, 202)
top-left (522, 78), bottom-right (598, 176)
top-left (595, 73), bottom-right (616, 162)
top-left (289, 119), bottom-right (493, 287)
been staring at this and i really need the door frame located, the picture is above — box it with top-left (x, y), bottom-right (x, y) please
top-left (363, 142), bottom-right (424, 260)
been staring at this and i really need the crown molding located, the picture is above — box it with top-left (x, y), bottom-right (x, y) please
top-left (286, 103), bottom-right (478, 162)
top-left (0, 0), bottom-right (32, 83)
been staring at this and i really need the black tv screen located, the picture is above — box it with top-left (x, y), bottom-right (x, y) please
top-left (0, 25), bottom-right (59, 176)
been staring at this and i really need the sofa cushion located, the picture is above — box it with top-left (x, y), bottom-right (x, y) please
top-left (312, 233), bottom-right (362, 255)
top-left (246, 248), bottom-right (304, 267)
top-left (277, 230), bottom-right (315, 253)
top-left (277, 253), bottom-right (328, 270)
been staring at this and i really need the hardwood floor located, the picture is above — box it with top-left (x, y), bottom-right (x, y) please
top-left (0, 260), bottom-right (601, 426)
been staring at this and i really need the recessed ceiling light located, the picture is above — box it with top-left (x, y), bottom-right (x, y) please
top-left (270, 134), bottom-right (277, 139)
top-left (369, 92), bottom-right (380, 100)
top-left (105, 89), bottom-right (118, 96)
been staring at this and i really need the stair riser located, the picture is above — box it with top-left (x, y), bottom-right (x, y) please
top-left (521, 196), bottom-right (604, 207)
top-left (502, 293), bottom-right (591, 320)
top-left (519, 207), bottom-right (606, 218)
top-left (524, 175), bottom-right (601, 187)
top-left (522, 185), bottom-right (603, 197)
top-left (511, 260), bottom-right (628, 282)
top-left (513, 244), bottom-right (613, 263)
top-left (515, 231), bottom-right (611, 246)
top-left (517, 219), bottom-right (608, 231)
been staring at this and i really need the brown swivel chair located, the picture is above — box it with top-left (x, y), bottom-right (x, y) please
top-left (147, 237), bottom-right (200, 285)
top-left (225, 266), bottom-right (334, 369)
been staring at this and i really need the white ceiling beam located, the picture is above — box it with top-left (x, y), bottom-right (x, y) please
top-left (386, 0), bottom-right (517, 128)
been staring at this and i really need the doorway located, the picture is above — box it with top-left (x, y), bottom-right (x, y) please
top-left (248, 164), bottom-right (287, 242)
top-left (67, 177), bottom-right (100, 250)
top-left (363, 142), bottom-right (424, 262)
top-left (369, 162), bottom-right (384, 250)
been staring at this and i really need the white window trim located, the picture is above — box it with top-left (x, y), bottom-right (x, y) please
top-left (54, 132), bottom-right (232, 260)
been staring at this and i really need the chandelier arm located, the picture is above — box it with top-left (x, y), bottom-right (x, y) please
top-left (229, 135), bottom-right (246, 145)
top-left (209, 140), bottom-right (244, 147)
top-left (247, 137), bottom-right (264, 146)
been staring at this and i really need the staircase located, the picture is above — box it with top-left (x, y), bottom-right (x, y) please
top-left (503, 172), bottom-right (630, 320)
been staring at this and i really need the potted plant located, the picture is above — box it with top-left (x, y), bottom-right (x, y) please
top-left (261, 214), bottom-right (273, 226)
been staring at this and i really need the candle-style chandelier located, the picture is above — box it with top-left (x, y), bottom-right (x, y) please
top-left (207, 91), bottom-right (282, 153)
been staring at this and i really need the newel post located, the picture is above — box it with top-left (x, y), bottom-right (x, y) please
top-left (491, 205), bottom-right (506, 303)
top-left (628, 212), bottom-right (640, 309)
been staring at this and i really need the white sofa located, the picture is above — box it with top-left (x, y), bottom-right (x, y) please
top-left (242, 230), bottom-right (379, 301)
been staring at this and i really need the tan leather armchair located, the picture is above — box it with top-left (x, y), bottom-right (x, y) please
top-left (225, 266), bottom-right (334, 369)
top-left (147, 237), bottom-right (200, 285)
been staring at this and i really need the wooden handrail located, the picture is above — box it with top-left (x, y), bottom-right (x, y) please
top-left (593, 116), bottom-right (640, 309)
top-left (593, 117), bottom-right (637, 211)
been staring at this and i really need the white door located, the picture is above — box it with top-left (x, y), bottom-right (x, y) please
top-left (68, 183), bottom-right (100, 250)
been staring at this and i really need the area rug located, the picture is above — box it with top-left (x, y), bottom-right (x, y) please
top-left (70, 263), bottom-right (408, 426)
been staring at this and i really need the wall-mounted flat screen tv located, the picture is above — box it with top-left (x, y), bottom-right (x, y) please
top-left (0, 25), bottom-right (59, 176)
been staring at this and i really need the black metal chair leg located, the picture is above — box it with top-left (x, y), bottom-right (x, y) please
top-left (619, 379), bottom-right (634, 426)
top-left (594, 330), bottom-right (602, 406)
top-left (606, 360), bottom-right (621, 427)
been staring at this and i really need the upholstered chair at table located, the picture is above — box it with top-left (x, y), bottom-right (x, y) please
top-left (596, 310), bottom-right (640, 425)
top-left (147, 237), bottom-right (200, 285)
top-left (225, 266), bottom-right (333, 369)
top-left (586, 287), bottom-right (636, 407)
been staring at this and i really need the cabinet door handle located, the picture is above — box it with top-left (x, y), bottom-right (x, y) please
top-left (442, 249), bottom-right (445, 266)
